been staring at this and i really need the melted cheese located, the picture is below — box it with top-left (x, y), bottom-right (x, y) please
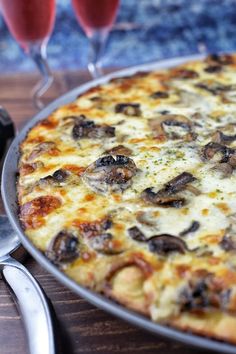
top-left (18, 55), bottom-right (236, 342)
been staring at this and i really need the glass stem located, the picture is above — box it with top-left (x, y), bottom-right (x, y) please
top-left (87, 29), bottom-right (108, 79)
top-left (28, 41), bottom-right (54, 109)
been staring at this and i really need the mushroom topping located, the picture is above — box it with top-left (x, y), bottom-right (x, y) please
top-left (201, 142), bottom-right (235, 163)
top-left (141, 187), bottom-right (186, 208)
top-left (178, 273), bottom-right (224, 312)
top-left (46, 231), bottom-right (79, 264)
top-left (150, 91), bottom-right (169, 99)
top-left (164, 172), bottom-right (196, 194)
top-left (28, 142), bottom-right (59, 161)
top-left (77, 217), bottom-right (112, 238)
top-left (72, 115), bottom-right (115, 140)
top-left (220, 235), bottom-right (236, 252)
top-left (195, 81), bottom-right (232, 95)
top-left (82, 155), bottom-right (138, 194)
top-left (212, 163), bottom-right (233, 178)
top-left (179, 221), bottom-right (200, 237)
top-left (212, 130), bottom-right (236, 145)
top-left (89, 233), bottom-right (124, 255)
top-left (104, 145), bottom-right (133, 156)
top-left (171, 69), bottom-right (199, 79)
top-left (114, 103), bottom-right (141, 117)
top-left (141, 172), bottom-right (197, 208)
top-left (149, 114), bottom-right (195, 141)
top-left (39, 169), bottom-right (69, 186)
top-left (206, 54), bottom-right (233, 66)
top-left (204, 65), bottom-right (222, 73)
top-left (148, 234), bottom-right (188, 256)
top-left (128, 226), bottom-right (146, 242)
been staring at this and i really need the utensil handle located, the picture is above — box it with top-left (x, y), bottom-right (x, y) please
top-left (1, 257), bottom-right (55, 354)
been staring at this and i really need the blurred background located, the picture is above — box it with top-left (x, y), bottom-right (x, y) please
top-left (1, 0), bottom-right (236, 73)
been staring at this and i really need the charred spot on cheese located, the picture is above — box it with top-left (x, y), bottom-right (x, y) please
top-left (148, 234), bottom-right (187, 255)
top-left (39, 169), bottom-right (69, 186)
top-left (149, 114), bottom-right (196, 141)
top-left (179, 221), bottom-right (200, 237)
top-left (212, 131), bottom-right (236, 145)
top-left (82, 155), bottom-right (138, 194)
top-left (171, 69), bottom-right (199, 79)
top-left (104, 145), bottom-right (133, 156)
top-left (28, 142), bottom-right (59, 161)
top-left (150, 91), bottom-right (169, 99)
top-left (114, 103), bottom-right (141, 117)
top-left (46, 231), bottom-right (79, 264)
top-left (72, 115), bottom-right (115, 140)
top-left (141, 172), bottom-right (197, 208)
top-left (128, 226), bottom-right (146, 242)
top-left (20, 196), bottom-right (61, 229)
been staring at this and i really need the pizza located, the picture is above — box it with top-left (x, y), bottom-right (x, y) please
top-left (17, 54), bottom-right (236, 344)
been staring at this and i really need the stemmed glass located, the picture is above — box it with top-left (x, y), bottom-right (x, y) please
top-left (0, 0), bottom-right (56, 109)
top-left (71, 0), bottom-right (120, 79)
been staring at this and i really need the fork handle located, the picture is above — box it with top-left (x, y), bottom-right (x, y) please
top-left (1, 256), bottom-right (55, 354)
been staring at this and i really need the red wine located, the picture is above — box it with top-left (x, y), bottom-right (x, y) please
top-left (72, 0), bottom-right (119, 36)
top-left (0, 0), bottom-right (55, 50)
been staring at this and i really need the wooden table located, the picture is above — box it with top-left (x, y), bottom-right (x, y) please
top-left (0, 71), bottom-right (213, 354)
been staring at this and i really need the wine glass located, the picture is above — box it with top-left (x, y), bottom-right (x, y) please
top-left (0, 0), bottom-right (56, 109)
top-left (71, 0), bottom-right (120, 79)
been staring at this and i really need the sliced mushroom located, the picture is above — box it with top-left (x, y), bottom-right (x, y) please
top-left (104, 145), bottom-right (133, 156)
top-left (28, 142), bottom-right (58, 161)
top-left (114, 103), bottom-right (141, 117)
top-left (201, 142), bottom-right (235, 163)
top-left (77, 217), bottom-right (112, 238)
top-left (141, 172), bottom-right (197, 208)
top-left (178, 271), bottom-right (231, 312)
top-left (72, 115), bottom-right (115, 140)
top-left (206, 54), bottom-right (233, 66)
top-left (211, 163), bottom-right (233, 178)
top-left (212, 131), bottom-right (236, 145)
top-left (82, 155), bottom-right (138, 194)
top-left (39, 169), bottom-right (69, 186)
top-left (150, 91), bottom-right (169, 99)
top-left (179, 221), bottom-right (200, 237)
top-left (195, 81), bottom-right (232, 95)
top-left (220, 235), bottom-right (236, 252)
top-left (204, 65), bottom-right (222, 73)
top-left (149, 114), bottom-right (195, 141)
top-left (141, 187), bottom-right (186, 208)
top-left (46, 231), bottom-right (79, 264)
top-left (128, 226), bottom-right (146, 242)
top-left (148, 234), bottom-right (187, 256)
top-left (171, 69), bottom-right (199, 79)
top-left (164, 172), bottom-right (196, 194)
top-left (89, 233), bottom-right (123, 255)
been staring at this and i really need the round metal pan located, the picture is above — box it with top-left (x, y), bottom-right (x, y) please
top-left (2, 54), bottom-right (236, 354)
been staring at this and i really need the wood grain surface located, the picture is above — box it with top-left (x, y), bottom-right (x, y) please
top-left (0, 70), bottom-right (214, 354)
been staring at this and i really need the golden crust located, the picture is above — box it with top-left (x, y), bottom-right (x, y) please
top-left (171, 312), bottom-right (236, 344)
